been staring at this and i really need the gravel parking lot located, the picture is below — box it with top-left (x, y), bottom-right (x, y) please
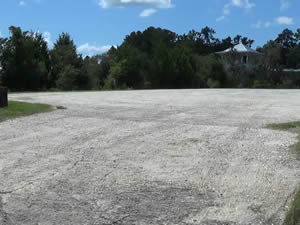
top-left (1, 89), bottom-right (300, 225)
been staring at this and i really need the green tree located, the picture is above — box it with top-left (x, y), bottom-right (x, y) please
top-left (104, 61), bottom-right (122, 90)
top-left (82, 55), bottom-right (101, 89)
top-left (0, 26), bottom-right (50, 90)
top-left (170, 45), bottom-right (196, 88)
top-left (295, 28), bottom-right (300, 44)
top-left (261, 42), bottom-right (282, 85)
top-left (275, 28), bottom-right (297, 49)
top-left (50, 33), bottom-right (88, 90)
top-left (149, 41), bottom-right (176, 88)
top-left (287, 46), bottom-right (300, 68)
top-left (200, 26), bottom-right (216, 45)
top-left (56, 65), bottom-right (81, 90)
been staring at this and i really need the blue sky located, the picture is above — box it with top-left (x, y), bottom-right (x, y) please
top-left (0, 0), bottom-right (299, 56)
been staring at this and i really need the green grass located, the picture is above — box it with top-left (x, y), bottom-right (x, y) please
top-left (0, 101), bottom-right (53, 122)
top-left (266, 121), bottom-right (300, 155)
top-left (266, 121), bottom-right (300, 131)
top-left (284, 188), bottom-right (300, 225)
top-left (56, 105), bottom-right (67, 110)
top-left (266, 121), bottom-right (300, 225)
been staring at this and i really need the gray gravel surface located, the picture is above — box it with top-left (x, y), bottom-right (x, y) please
top-left (1, 89), bottom-right (300, 225)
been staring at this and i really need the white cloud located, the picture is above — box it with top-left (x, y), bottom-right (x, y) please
top-left (18, 0), bottom-right (42, 6)
top-left (280, 0), bottom-right (290, 11)
top-left (223, 7), bottom-right (230, 16)
top-left (98, 0), bottom-right (172, 8)
top-left (276, 16), bottom-right (294, 25)
top-left (98, 0), bottom-right (173, 17)
top-left (217, 0), bottom-right (255, 22)
top-left (252, 21), bottom-right (262, 29)
top-left (216, 16), bottom-right (225, 22)
top-left (264, 21), bottom-right (272, 28)
top-left (252, 16), bottom-right (294, 29)
top-left (252, 21), bottom-right (272, 29)
top-left (140, 8), bottom-right (157, 17)
top-left (43, 31), bottom-right (53, 48)
top-left (19, 0), bottom-right (26, 6)
top-left (230, 0), bottom-right (255, 9)
top-left (77, 43), bottom-right (114, 56)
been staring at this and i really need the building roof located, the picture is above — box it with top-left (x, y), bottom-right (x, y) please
top-left (283, 69), bottom-right (300, 72)
top-left (216, 43), bottom-right (259, 54)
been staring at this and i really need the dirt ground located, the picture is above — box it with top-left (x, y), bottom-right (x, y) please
top-left (1, 89), bottom-right (300, 225)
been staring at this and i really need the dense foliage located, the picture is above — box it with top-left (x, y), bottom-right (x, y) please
top-left (0, 26), bottom-right (300, 91)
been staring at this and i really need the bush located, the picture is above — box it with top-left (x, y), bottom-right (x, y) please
top-left (194, 55), bottom-right (227, 88)
top-left (56, 65), bottom-right (81, 90)
top-left (252, 80), bottom-right (268, 88)
top-left (207, 78), bottom-right (221, 88)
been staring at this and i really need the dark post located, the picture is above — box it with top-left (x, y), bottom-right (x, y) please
top-left (0, 87), bottom-right (8, 108)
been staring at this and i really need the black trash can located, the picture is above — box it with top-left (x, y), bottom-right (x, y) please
top-left (0, 87), bottom-right (8, 108)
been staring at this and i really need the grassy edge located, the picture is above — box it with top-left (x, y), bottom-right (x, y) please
top-left (266, 121), bottom-right (300, 225)
top-left (0, 101), bottom-right (54, 122)
top-left (284, 189), bottom-right (300, 225)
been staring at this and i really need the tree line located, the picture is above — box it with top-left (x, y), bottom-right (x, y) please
top-left (0, 26), bottom-right (300, 91)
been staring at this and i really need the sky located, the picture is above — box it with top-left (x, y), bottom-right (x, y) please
top-left (0, 0), bottom-right (299, 56)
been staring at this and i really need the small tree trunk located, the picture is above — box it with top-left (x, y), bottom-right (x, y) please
top-left (0, 87), bottom-right (8, 108)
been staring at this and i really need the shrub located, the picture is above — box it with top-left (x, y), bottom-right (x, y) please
top-left (207, 78), bottom-right (221, 88)
top-left (56, 65), bottom-right (81, 90)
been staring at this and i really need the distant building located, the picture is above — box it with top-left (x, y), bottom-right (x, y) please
top-left (216, 43), bottom-right (262, 69)
top-left (283, 69), bottom-right (300, 73)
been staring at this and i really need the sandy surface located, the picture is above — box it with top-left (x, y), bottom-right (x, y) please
top-left (1, 89), bottom-right (300, 225)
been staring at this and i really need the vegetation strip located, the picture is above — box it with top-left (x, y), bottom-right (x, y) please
top-left (1, 26), bottom-right (300, 91)
top-left (0, 101), bottom-right (53, 122)
top-left (266, 121), bottom-right (300, 225)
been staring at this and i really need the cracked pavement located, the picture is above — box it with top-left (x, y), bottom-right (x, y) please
top-left (1, 89), bottom-right (300, 225)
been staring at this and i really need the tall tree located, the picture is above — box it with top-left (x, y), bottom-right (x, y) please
top-left (200, 26), bottom-right (216, 44)
top-left (50, 33), bottom-right (87, 90)
top-left (233, 35), bottom-right (242, 45)
top-left (0, 26), bottom-right (50, 90)
top-left (295, 28), bottom-right (300, 45)
top-left (275, 28), bottom-right (297, 49)
top-left (287, 46), bottom-right (300, 68)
